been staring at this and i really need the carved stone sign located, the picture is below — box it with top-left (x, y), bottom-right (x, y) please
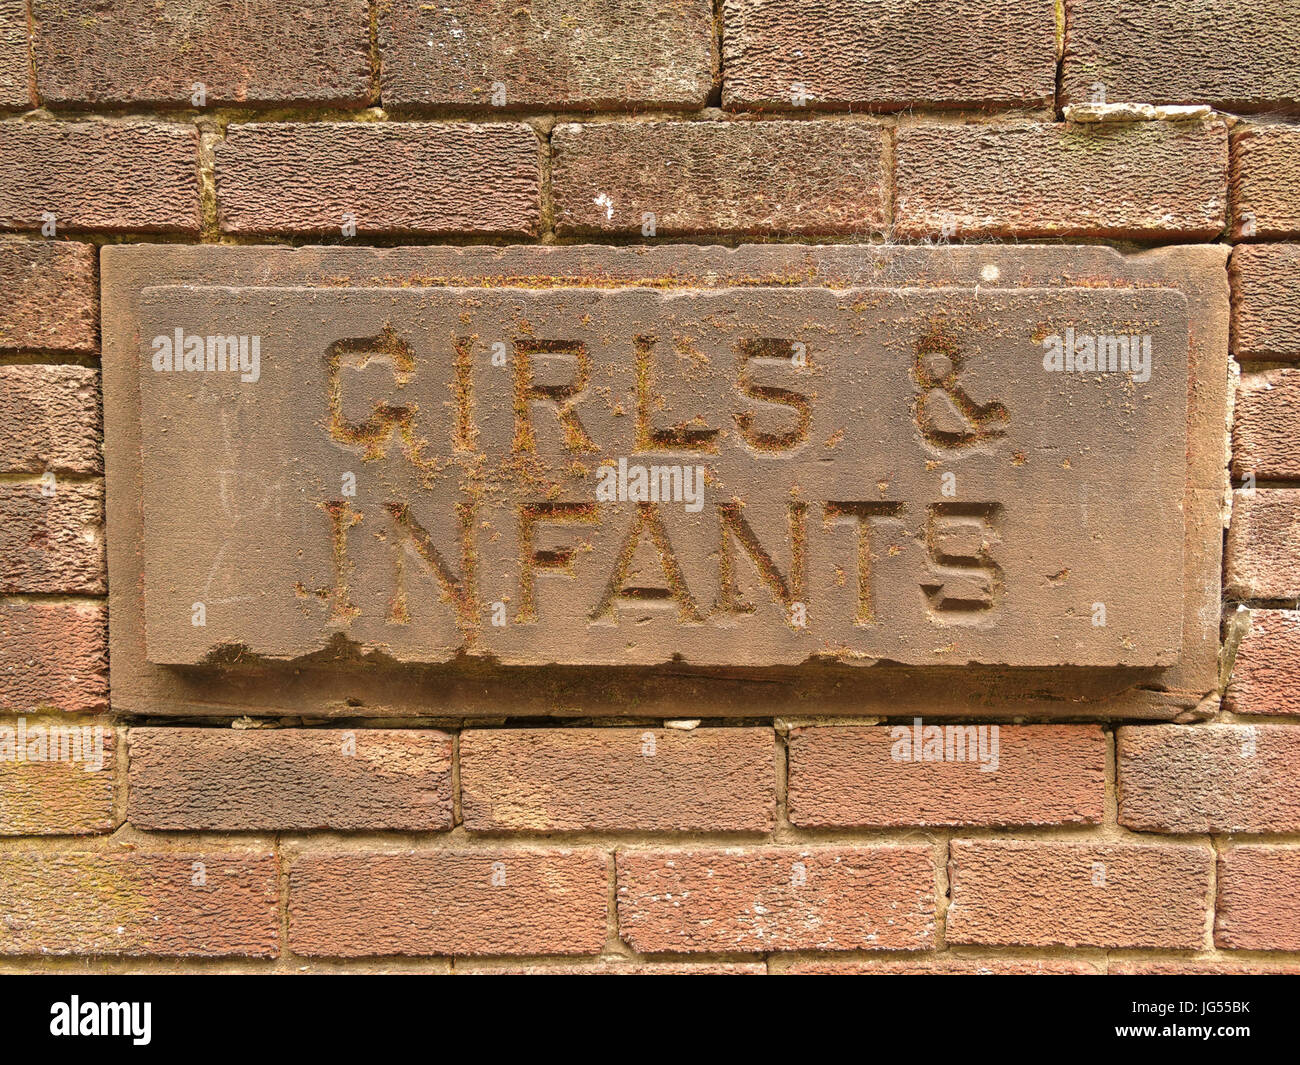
top-left (103, 245), bottom-right (1227, 718)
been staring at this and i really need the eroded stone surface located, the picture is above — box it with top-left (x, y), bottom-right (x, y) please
top-left (132, 282), bottom-right (1187, 668)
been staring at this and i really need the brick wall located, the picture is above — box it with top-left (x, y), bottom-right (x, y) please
top-left (1, 0), bottom-right (1299, 974)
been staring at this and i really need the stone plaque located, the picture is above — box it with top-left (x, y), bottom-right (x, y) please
top-left (103, 245), bottom-right (1227, 717)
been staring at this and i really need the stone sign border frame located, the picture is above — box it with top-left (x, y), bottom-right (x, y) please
top-left (102, 242), bottom-right (1228, 721)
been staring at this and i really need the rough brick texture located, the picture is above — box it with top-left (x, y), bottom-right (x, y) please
top-left (1227, 609), bottom-right (1300, 716)
top-left (0, 482), bottom-right (104, 594)
top-left (461, 727), bottom-right (774, 832)
top-left (1063, 0), bottom-right (1300, 110)
top-left (785, 959), bottom-right (1099, 975)
top-left (0, 366), bottom-right (101, 474)
top-left (0, 851), bottom-right (279, 956)
top-left (1225, 489), bottom-right (1300, 600)
top-left (1217, 846), bottom-right (1300, 952)
top-left (1119, 725), bottom-right (1300, 834)
top-left (0, 239), bottom-right (98, 353)
top-left (723, 0), bottom-right (1057, 110)
top-left (1232, 124), bottom-right (1300, 240)
top-left (1231, 246), bottom-right (1300, 360)
top-left (215, 122), bottom-right (540, 236)
top-left (1234, 371), bottom-right (1300, 478)
top-left (0, 122), bottom-right (200, 233)
top-left (0, 600), bottom-right (107, 714)
top-left (553, 120), bottom-right (886, 236)
top-left (379, 0), bottom-right (714, 109)
top-left (289, 850), bottom-right (609, 956)
top-left (894, 120), bottom-right (1227, 240)
top-left (32, 0), bottom-right (372, 107)
top-left (787, 725), bottom-right (1105, 828)
top-left (129, 728), bottom-right (455, 832)
top-left (947, 841), bottom-right (1213, 949)
top-left (0, 0), bottom-right (27, 109)
top-left (617, 847), bottom-right (936, 953)
top-left (0, 724), bottom-right (114, 834)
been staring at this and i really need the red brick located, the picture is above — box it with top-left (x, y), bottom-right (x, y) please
top-left (894, 120), bottom-right (1227, 240)
top-left (0, 481), bottom-right (104, 594)
top-left (1119, 725), bottom-right (1300, 834)
top-left (0, 850), bottom-right (279, 956)
top-left (723, 0), bottom-right (1056, 110)
top-left (788, 725), bottom-right (1105, 828)
top-left (617, 846), bottom-right (935, 953)
top-left (1231, 246), bottom-right (1300, 360)
top-left (1062, 0), bottom-right (1300, 111)
top-left (1217, 846), bottom-right (1300, 952)
top-left (379, 0), bottom-right (714, 109)
top-left (1111, 960), bottom-right (1300, 975)
top-left (289, 849), bottom-right (608, 956)
top-left (0, 122), bottom-right (200, 234)
top-left (215, 122), bottom-right (540, 236)
top-left (461, 727), bottom-right (774, 832)
top-left (460, 962), bottom-right (766, 974)
top-left (1225, 489), bottom-right (1300, 600)
top-left (0, 600), bottom-right (107, 714)
top-left (1232, 123), bottom-right (1300, 239)
top-left (1226, 609), bottom-right (1300, 717)
top-left (948, 841), bottom-right (1212, 949)
top-left (0, 1), bottom-right (28, 110)
top-left (0, 367), bottom-right (100, 475)
top-left (1234, 371), bottom-right (1300, 479)
top-left (32, 0), bottom-right (370, 107)
top-left (129, 727), bottom-right (454, 831)
top-left (785, 958), bottom-right (1098, 975)
top-left (0, 723), bottom-right (114, 834)
top-left (0, 239), bottom-right (97, 353)
top-left (552, 119), bottom-right (887, 236)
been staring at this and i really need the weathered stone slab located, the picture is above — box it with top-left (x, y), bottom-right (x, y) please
top-left (102, 244), bottom-right (1226, 717)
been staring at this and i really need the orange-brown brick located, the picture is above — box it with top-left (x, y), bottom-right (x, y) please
top-left (1226, 609), bottom-right (1300, 716)
top-left (129, 728), bottom-right (454, 832)
top-left (289, 849), bottom-right (608, 956)
top-left (0, 723), bottom-right (114, 834)
top-left (1233, 371), bottom-right (1300, 478)
top-left (722, 0), bottom-right (1056, 110)
top-left (1231, 124), bottom-right (1300, 239)
top-left (0, 850), bottom-right (279, 956)
top-left (1225, 489), bottom-right (1300, 600)
top-left (1062, 0), bottom-right (1300, 110)
top-left (947, 841), bottom-right (1212, 949)
top-left (0, 0), bottom-right (27, 109)
top-left (0, 600), bottom-right (107, 714)
top-left (894, 120), bottom-right (1227, 240)
top-left (551, 120), bottom-right (887, 236)
top-left (0, 367), bottom-right (101, 475)
top-left (0, 122), bottom-right (200, 233)
top-left (215, 122), bottom-right (540, 236)
top-left (1118, 725), bottom-right (1300, 833)
top-left (787, 725), bottom-right (1105, 828)
top-left (379, 0), bottom-right (714, 110)
top-left (1111, 960), bottom-right (1300, 975)
top-left (616, 846), bottom-right (935, 953)
top-left (1231, 246), bottom-right (1300, 360)
top-left (32, 0), bottom-right (371, 107)
top-left (0, 239), bottom-right (98, 352)
top-left (458, 962), bottom-right (766, 974)
top-left (462, 726), bottom-right (773, 832)
top-left (783, 958), bottom-right (1098, 975)
top-left (1216, 846), bottom-right (1300, 952)
top-left (0, 482), bottom-right (104, 594)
